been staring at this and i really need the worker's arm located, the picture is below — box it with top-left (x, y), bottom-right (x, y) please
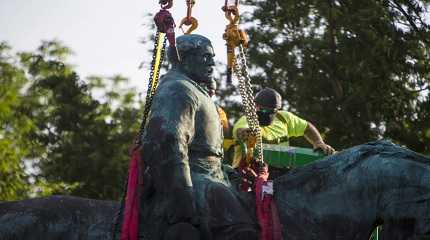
top-left (231, 116), bottom-right (252, 168)
top-left (232, 116), bottom-right (249, 140)
top-left (304, 122), bottom-right (336, 155)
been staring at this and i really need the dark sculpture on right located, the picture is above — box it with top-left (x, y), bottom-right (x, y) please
top-left (273, 140), bottom-right (430, 239)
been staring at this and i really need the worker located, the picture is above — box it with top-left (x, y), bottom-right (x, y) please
top-left (232, 87), bottom-right (336, 168)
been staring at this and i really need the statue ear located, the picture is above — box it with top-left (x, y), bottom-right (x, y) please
top-left (180, 53), bottom-right (194, 66)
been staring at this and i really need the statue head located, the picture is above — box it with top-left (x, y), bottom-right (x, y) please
top-left (168, 34), bottom-right (215, 84)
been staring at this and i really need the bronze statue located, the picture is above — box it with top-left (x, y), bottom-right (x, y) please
top-left (138, 34), bottom-right (258, 240)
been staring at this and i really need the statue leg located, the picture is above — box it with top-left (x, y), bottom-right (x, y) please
top-left (205, 182), bottom-right (258, 240)
top-left (163, 222), bottom-right (200, 240)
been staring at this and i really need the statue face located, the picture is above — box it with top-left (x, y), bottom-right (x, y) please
top-left (182, 44), bottom-right (215, 83)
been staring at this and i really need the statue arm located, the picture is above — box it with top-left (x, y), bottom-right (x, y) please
top-left (141, 84), bottom-right (198, 224)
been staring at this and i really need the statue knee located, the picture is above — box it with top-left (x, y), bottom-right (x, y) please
top-left (163, 222), bottom-right (200, 240)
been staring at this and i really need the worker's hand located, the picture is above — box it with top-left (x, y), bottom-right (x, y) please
top-left (166, 187), bottom-right (198, 225)
top-left (236, 128), bottom-right (252, 141)
top-left (313, 141), bottom-right (336, 155)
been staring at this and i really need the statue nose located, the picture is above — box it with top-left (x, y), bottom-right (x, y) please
top-left (208, 58), bottom-right (215, 66)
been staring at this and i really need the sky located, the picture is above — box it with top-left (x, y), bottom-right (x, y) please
top-left (0, 0), bottom-right (235, 92)
top-left (1, 1), bottom-right (428, 94)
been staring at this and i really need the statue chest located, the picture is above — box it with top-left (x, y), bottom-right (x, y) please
top-left (192, 91), bottom-right (224, 157)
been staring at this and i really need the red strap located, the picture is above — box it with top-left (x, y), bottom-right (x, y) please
top-left (255, 177), bottom-right (283, 240)
top-left (271, 199), bottom-right (283, 240)
top-left (255, 177), bottom-right (272, 240)
top-left (120, 148), bottom-right (142, 240)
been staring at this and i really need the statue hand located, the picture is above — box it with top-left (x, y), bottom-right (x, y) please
top-left (166, 187), bottom-right (198, 225)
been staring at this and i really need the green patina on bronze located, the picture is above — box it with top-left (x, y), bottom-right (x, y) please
top-left (139, 34), bottom-right (258, 240)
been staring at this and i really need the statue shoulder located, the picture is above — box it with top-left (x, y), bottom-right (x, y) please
top-left (157, 70), bottom-right (200, 104)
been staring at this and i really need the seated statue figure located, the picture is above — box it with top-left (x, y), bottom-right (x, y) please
top-left (139, 34), bottom-right (258, 240)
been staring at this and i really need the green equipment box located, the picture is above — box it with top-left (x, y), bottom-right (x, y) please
top-left (263, 144), bottom-right (325, 168)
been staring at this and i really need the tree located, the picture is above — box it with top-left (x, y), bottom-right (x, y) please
top-left (237, 0), bottom-right (430, 153)
top-left (0, 40), bottom-right (143, 200)
top-left (0, 42), bottom-right (34, 200)
top-left (20, 41), bottom-right (143, 200)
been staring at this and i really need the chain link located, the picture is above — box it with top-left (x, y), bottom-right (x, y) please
top-left (233, 44), bottom-right (264, 163)
top-left (137, 31), bottom-right (167, 144)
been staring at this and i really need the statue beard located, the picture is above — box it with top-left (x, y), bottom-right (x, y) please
top-left (196, 76), bottom-right (212, 85)
top-left (187, 72), bottom-right (213, 86)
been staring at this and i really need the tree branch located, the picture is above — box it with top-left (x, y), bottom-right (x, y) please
top-left (389, 0), bottom-right (430, 46)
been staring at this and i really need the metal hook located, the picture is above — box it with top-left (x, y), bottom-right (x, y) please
top-left (178, 16), bottom-right (198, 34)
top-left (159, 0), bottom-right (173, 9)
top-left (225, 5), bottom-right (240, 25)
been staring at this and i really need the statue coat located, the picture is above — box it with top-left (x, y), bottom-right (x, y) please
top-left (139, 69), bottom-right (257, 239)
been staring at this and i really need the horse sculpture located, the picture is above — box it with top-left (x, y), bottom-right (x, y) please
top-left (0, 195), bottom-right (117, 240)
top-left (274, 141), bottom-right (430, 239)
top-left (1, 141), bottom-right (429, 240)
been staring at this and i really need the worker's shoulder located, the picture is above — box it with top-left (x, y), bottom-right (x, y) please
top-left (233, 115), bottom-right (248, 129)
top-left (277, 110), bottom-right (298, 119)
top-left (278, 110), bottom-right (292, 115)
top-left (277, 111), bottom-right (308, 127)
top-left (234, 115), bottom-right (247, 123)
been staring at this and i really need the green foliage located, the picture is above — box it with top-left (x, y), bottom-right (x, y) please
top-left (227, 0), bottom-right (430, 153)
top-left (31, 179), bottom-right (81, 197)
top-left (0, 42), bottom-right (33, 200)
top-left (0, 41), bottom-right (143, 201)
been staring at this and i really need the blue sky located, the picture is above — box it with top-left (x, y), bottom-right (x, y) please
top-left (0, 0), bottom-right (233, 92)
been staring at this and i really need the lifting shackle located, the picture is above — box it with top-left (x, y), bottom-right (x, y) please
top-left (154, 0), bottom-right (176, 46)
top-left (222, 2), bottom-right (248, 83)
top-left (221, 0), bottom-right (239, 13)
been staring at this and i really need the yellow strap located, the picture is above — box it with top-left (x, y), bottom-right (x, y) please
top-left (151, 32), bottom-right (166, 92)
